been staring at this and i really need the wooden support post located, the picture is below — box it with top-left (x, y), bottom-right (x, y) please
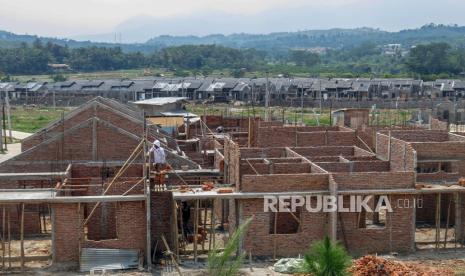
top-left (20, 203), bottom-right (25, 269)
top-left (42, 204), bottom-right (47, 233)
top-left (444, 197), bottom-right (452, 248)
top-left (2, 205), bottom-right (4, 268)
top-left (178, 202), bottom-right (185, 252)
top-left (209, 199), bottom-right (215, 251)
top-left (7, 210), bottom-right (10, 269)
top-left (77, 203), bottom-right (81, 265)
top-left (273, 212), bottom-right (277, 260)
top-left (172, 200), bottom-right (179, 261)
top-left (193, 200), bottom-right (199, 263)
top-left (387, 131), bottom-right (392, 161)
top-left (454, 192), bottom-right (461, 249)
top-left (202, 200), bottom-right (207, 251)
top-left (435, 193), bottom-right (441, 250)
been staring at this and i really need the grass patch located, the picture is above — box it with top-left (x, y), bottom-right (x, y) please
top-left (10, 107), bottom-right (69, 133)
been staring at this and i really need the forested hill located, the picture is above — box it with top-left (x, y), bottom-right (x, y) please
top-left (0, 30), bottom-right (158, 53)
top-left (2, 24), bottom-right (465, 53)
top-left (146, 24), bottom-right (465, 50)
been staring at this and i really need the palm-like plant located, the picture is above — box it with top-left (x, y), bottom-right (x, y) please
top-left (207, 216), bottom-right (253, 276)
top-left (299, 236), bottom-right (352, 276)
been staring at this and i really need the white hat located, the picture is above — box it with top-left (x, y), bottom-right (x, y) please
top-left (154, 140), bottom-right (161, 147)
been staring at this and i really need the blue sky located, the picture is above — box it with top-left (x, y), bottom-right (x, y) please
top-left (0, 0), bottom-right (464, 41)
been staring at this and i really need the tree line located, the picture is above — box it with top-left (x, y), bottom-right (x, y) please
top-left (0, 39), bottom-right (465, 79)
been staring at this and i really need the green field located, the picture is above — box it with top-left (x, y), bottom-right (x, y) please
top-left (6, 103), bottom-right (413, 134)
top-left (10, 107), bottom-right (70, 133)
top-left (186, 104), bottom-right (413, 126)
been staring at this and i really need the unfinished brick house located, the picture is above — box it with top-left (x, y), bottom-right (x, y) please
top-left (221, 134), bottom-right (416, 257)
top-left (0, 97), bottom-right (199, 270)
top-left (3, 103), bottom-right (465, 272)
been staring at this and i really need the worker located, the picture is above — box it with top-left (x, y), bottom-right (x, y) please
top-left (149, 139), bottom-right (167, 189)
top-left (216, 125), bottom-right (224, 133)
top-left (149, 139), bottom-right (166, 170)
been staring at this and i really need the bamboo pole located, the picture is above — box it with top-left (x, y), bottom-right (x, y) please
top-left (435, 193), bottom-right (441, 250)
top-left (193, 200), bottom-right (199, 263)
top-left (273, 212), bottom-right (277, 260)
top-left (209, 199), bottom-right (215, 251)
top-left (2, 205), bottom-right (5, 268)
top-left (161, 235), bottom-right (182, 276)
top-left (84, 140), bottom-right (143, 225)
top-left (202, 200), bottom-right (207, 251)
top-left (173, 200), bottom-right (179, 260)
top-left (20, 203), bottom-right (25, 269)
top-left (178, 203), bottom-right (185, 252)
top-left (42, 204), bottom-right (47, 233)
top-left (7, 210), bottom-right (10, 269)
top-left (444, 197), bottom-right (452, 248)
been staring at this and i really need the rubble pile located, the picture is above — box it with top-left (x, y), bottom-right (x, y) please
top-left (349, 255), bottom-right (453, 276)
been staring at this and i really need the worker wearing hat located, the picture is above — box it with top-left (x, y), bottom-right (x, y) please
top-left (149, 139), bottom-right (168, 189)
top-left (149, 139), bottom-right (166, 170)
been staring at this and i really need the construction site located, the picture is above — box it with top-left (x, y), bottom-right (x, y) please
top-left (0, 96), bottom-right (465, 274)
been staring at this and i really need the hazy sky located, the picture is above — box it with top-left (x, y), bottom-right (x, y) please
top-left (1, 0), bottom-right (465, 40)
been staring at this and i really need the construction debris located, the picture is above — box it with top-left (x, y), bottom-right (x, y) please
top-left (273, 258), bottom-right (304, 274)
top-left (349, 255), bottom-right (454, 276)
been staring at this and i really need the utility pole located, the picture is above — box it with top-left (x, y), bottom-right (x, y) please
top-left (53, 89), bottom-right (56, 110)
top-left (265, 72), bottom-right (270, 121)
top-left (2, 102), bottom-right (7, 151)
top-left (4, 89), bottom-right (12, 142)
top-left (300, 83), bottom-right (304, 125)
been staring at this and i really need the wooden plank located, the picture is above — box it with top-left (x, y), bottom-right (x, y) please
top-left (20, 203), bottom-right (24, 269)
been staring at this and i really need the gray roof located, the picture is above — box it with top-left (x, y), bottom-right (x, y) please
top-left (133, 97), bottom-right (188, 106)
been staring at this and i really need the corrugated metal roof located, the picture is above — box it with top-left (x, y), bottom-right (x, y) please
top-left (133, 97), bottom-right (188, 106)
top-left (80, 248), bottom-right (140, 272)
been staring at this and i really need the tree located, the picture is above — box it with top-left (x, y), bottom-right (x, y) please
top-left (405, 43), bottom-right (456, 75)
top-left (51, 74), bottom-right (68, 82)
top-left (299, 236), bottom-right (351, 276)
top-left (207, 217), bottom-right (253, 276)
top-left (290, 50), bottom-right (321, 67)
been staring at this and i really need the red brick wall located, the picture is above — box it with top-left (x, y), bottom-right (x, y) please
top-left (430, 118), bottom-right (448, 131)
top-left (338, 194), bottom-right (415, 255)
top-left (256, 126), bottom-right (356, 148)
top-left (151, 192), bottom-right (176, 253)
top-left (53, 203), bottom-right (82, 264)
top-left (22, 103), bottom-right (143, 151)
top-left (241, 174), bottom-right (328, 192)
top-left (241, 199), bottom-right (326, 257)
top-left (333, 172), bottom-right (415, 190)
top-left (52, 200), bottom-right (146, 265)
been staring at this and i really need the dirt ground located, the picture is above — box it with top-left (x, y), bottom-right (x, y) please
top-left (4, 247), bottom-right (465, 275)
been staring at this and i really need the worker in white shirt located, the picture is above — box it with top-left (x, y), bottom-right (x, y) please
top-left (149, 139), bottom-right (168, 190)
top-left (149, 139), bottom-right (166, 170)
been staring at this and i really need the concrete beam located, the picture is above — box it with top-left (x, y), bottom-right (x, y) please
top-left (0, 172), bottom-right (67, 180)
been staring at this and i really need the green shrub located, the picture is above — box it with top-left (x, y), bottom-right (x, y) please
top-left (299, 236), bottom-right (351, 276)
